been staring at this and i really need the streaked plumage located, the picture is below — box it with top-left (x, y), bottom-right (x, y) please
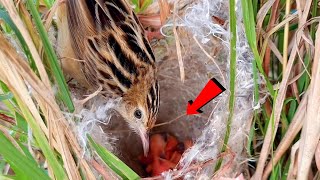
top-left (57, 0), bottom-right (159, 155)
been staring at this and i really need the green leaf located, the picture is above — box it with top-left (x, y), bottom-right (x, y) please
top-left (140, 0), bottom-right (153, 12)
top-left (215, 0), bottom-right (237, 171)
top-left (87, 135), bottom-right (140, 180)
top-left (287, 100), bottom-right (297, 122)
top-left (131, 0), bottom-right (140, 12)
top-left (0, 8), bottom-right (37, 71)
top-left (0, 132), bottom-right (50, 180)
top-left (15, 112), bottom-right (28, 133)
top-left (25, 0), bottom-right (75, 112)
top-left (41, 0), bottom-right (54, 8)
top-left (15, 97), bottom-right (66, 180)
top-left (270, 161), bottom-right (281, 180)
top-left (0, 174), bottom-right (16, 180)
top-left (240, 0), bottom-right (274, 96)
top-left (247, 120), bottom-right (255, 156)
top-left (0, 81), bottom-right (16, 113)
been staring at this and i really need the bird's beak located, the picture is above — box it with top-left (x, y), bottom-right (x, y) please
top-left (138, 128), bottom-right (149, 156)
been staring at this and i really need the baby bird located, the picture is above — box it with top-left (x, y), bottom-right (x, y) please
top-left (56, 0), bottom-right (159, 155)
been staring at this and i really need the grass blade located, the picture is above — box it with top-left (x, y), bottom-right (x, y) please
top-left (240, 0), bottom-right (274, 96)
top-left (140, 0), bottom-right (153, 12)
top-left (0, 132), bottom-right (50, 180)
top-left (131, 0), bottom-right (140, 12)
top-left (0, 9), bottom-right (37, 71)
top-left (0, 175), bottom-right (15, 180)
top-left (0, 33), bottom-right (67, 179)
top-left (215, 0), bottom-right (237, 171)
top-left (87, 135), bottom-right (140, 180)
top-left (25, 0), bottom-right (74, 112)
top-left (14, 93), bottom-right (67, 179)
top-left (41, 0), bottom-right (54, 8)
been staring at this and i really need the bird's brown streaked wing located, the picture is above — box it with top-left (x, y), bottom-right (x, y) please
top-left (146, 80), bottom-right (160, 129)
top-left (66, 0), bottom-right (156, 95)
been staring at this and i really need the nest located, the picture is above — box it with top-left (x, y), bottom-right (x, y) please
top-left (69, 0), bottom-right (258, 178)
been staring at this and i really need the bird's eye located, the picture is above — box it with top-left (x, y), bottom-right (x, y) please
top-left (134, 109), bottom-right (142, 119)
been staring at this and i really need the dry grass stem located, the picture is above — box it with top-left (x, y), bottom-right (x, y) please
top-left (261, 13), bottom-right (297, 60)
top-left (43, 0), bottom-right (61, 30)
top-left (173, 0), bottom-right (185, 82)
top-left (192, 36), bottom-right (226, 85)
top-left (260, 29), bottom-right (283, 63)
top-left (297, 22), bottom-right (320, 180)
top-left (254, 0), bottom-right (313, 178)
top-left (282, 0), bottom-right (291, 70)
top-left (0, 31), bottom-right (95, 179)
top-left (287, 140), bottom-right (300, 179)
top-left (153, 113), bottom-right (186, 127)
top-left (77, 86), bottom-right (103, 105)
top-left (0, 0), bottom-right (51, 88)
top-left (256, 0), bottom-right (276, 36)
top-left (262, 90), bottom-right (308, 179)
top-left (263, 0), bottom-right (280, 73)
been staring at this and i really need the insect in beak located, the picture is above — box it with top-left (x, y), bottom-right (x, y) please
top-left (138, 127), bottom-right (149, 156)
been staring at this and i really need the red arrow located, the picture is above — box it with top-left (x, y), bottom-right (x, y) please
top-left (186, 78), bottom-right (225, 115)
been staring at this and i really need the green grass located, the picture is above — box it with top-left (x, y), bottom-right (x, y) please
top-left (25, 0), bottom-right (74, 112)
top-left (0, 8), bottom-right (37, 71)
top-left (0, 132), bottom-right (50, 180)
top-left (88, 136), bottom-right (140, 180)
top-left (214, 0), bottom-right (237, 171)
top-left (131, 0), bottom-right (153, 13)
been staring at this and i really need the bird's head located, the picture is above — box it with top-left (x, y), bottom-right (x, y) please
top-left (117, 80), bottom-right (159, 156)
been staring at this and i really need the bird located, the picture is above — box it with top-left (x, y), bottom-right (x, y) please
top-left (56, 0), bottom-right (160, 155)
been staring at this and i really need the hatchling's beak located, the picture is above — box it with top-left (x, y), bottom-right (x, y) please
top-left (138, 127), bottom-right (149, 156)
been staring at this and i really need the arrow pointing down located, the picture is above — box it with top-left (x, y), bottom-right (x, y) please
top-left (186, 78), bottom-right (226, 115)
